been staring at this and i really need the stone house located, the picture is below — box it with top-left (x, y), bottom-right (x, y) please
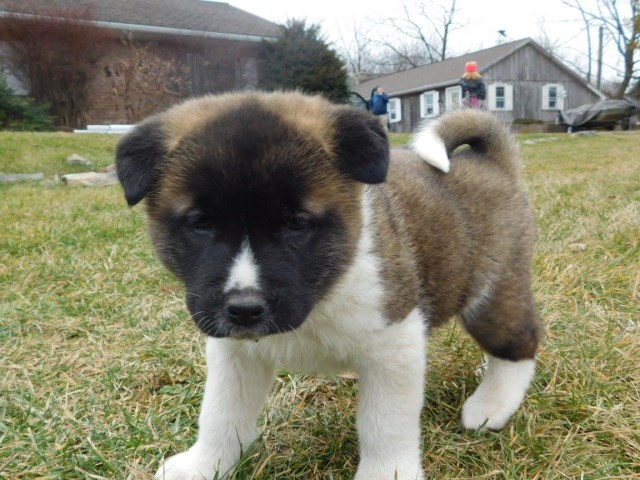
top-left (353, 38), bottom-right (604, 133)
top-left (0, 0), bottom-right (279, 125)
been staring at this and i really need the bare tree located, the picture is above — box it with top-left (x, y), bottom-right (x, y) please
top-left (377, 42), bottom-right (435, 72)
top-left (0, 3), bottom-right (111, 127)
top-left (535, 16), bottom-right (564, 56)
top-left (106, 36), bottom-right (191, 123)
top-left (534, 16), bottom-right (594, 81)
top-left (382, 0), bottom-right (460, 69)
top-left (576, 4), bottom-right (594, 83)
top-left (337, 20), bottom-right (377, 84)
top-left (563, 0), bottom-right (639, 97)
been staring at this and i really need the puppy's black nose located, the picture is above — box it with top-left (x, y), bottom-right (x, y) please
top-left (224, 292), bottom-right (268, 327)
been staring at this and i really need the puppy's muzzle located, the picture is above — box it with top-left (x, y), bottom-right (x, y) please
top-left (223, 290), bottom-right (268, 328)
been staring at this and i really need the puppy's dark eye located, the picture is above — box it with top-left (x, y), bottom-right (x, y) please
top-left (187, 214), bottom-right (217, 236)
top-left (284, 213), bottom-right (316, 235)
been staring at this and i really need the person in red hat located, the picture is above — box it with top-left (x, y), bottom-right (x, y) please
top-left (460, 61), bottom-right (486, 108)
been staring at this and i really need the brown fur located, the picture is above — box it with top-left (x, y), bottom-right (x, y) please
top-left (370, 112), bottom-right (542, 360)
top-left (118, 92), bottom-right (541, 360)
top-left (160, 92), bottom-right (336, 154)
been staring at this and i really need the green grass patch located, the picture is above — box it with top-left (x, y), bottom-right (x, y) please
top-left (389, 132), bottom-right (411, 146)
top-left (1, 130), bottom-right (639, 479)
top-left (0, 131), bottom-right (119, 177)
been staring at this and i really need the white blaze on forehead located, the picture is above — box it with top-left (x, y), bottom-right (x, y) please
top-left (411, 121), bottom-right (450, 173)
top-left (224, 238), bottom-right (261, 293)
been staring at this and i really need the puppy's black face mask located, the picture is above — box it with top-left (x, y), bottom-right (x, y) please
top-left (157, 132), bottom-right (349, 338)
top-left (116, 96), bottom-right (389, 338)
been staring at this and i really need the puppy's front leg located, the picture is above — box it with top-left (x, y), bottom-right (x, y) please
top-left (155, 338), bottom-right (275, 480)
top-left (355, 310), bottom-right (426, 480)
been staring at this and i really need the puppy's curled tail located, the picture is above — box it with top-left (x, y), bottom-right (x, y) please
top-left (411, 109), bottom-right (521, 177)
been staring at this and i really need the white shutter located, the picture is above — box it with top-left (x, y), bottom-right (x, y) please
top-left (557, 85), bottom-right (565, 110)
top-left (505, 84), bottom-right (514, 111)
top-left (487, 83), bottom-right (497, 110)
top-left (419, 93), bottom-right (426, 118)
top-left (542, 84), bottom-right (550, 110)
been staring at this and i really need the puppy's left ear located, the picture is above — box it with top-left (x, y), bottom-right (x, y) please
top-left (333, 108), bottom-right (389, 184)
top-left (115, 118), bottom-right (166, 206)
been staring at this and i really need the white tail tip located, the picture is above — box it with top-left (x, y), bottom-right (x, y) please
top-left (411, 124), bottom-right (450, 173)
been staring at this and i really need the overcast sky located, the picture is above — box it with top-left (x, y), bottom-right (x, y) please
top-left (226, 0), bottom-right (624, 82)
top-left (229, 0), bottom-right (577, 50)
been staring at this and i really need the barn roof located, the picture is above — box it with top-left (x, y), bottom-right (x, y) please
top-left (353, 38), bottom-right (600, 98)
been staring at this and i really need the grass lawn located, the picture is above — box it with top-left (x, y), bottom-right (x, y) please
top-left (1, 129), bottom-right (639, 479)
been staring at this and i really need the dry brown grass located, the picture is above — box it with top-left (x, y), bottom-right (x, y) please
top-left (0, 130), bottom-right (638, 479)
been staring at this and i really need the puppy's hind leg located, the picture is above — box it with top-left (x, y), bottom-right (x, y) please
top-left (461, 353), bottom-right (536, 431)
top-left (460, 277), bottom-right (542, 431)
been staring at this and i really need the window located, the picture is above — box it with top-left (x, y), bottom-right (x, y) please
top-left (487, 83), bottom-right (513, 111)
top-left (236, 57), bottom-right (258, 89)
top-left (496, 85), bottom-right (507, 110)
top-left (419, 90), bottom-right (440, 118)
top-left (0, 54), bottom-right (28, 95)
top-left (548, 86), bottom-right (558, 108)
top-left (445, 86), bottom-right (461, 111)
top-left (388, 98), bottom-right (402, 123)
top-left (542, 84), bottom-right (565, 110)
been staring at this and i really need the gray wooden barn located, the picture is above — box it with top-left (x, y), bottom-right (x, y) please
top-left (353, 38), bottom-right (604, 133)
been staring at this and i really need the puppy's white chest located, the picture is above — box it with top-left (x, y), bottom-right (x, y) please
top-left (245, 258), bottom-right (389, 372)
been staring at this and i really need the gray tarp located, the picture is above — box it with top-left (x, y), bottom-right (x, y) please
top-left (560, 99), bottom-right (637, 127)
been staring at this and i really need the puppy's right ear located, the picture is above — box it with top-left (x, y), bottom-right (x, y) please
top-left (115, 119), bottom-right (166, 206)
top-left (332, 107), bottom-right (389, 184)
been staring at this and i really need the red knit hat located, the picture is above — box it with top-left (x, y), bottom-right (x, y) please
top-left (464, 61), bottom-right (478, 73)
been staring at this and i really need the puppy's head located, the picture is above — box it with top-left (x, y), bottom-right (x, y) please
top-left (116, 92), bottom-right (388, 339)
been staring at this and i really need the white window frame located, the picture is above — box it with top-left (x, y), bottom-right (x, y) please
top-left (388, 97), bottom-right (402, 123)
top-left (236, 57), bottom-right (258, 90)
top-left (487, 83), bottom-right (513, 111)
top-left (445, 86), bottom-right (461, 111)
top-left (419, 90), bottom-right (440, 118)
top-left (542, 83), bottom-right (565, 110)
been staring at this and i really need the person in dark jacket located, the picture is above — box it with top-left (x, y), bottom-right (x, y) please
top-left (370, 85), bottom-right (389, 130)
top-left (460, 61), bottom-right (486, 108)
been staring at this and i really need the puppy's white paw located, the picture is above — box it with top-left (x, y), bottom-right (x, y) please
top-left (462, 388), bottom-right (517, 431)
top-left (154, 446), bottom-right (221, 480)
top-left (354, 461), bottom-right (424, 480)
top-left (461, 357), bottom-right (535, 431)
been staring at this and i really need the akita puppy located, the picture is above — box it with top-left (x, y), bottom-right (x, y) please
top-left (116, 92), bottom-right (542, 480)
